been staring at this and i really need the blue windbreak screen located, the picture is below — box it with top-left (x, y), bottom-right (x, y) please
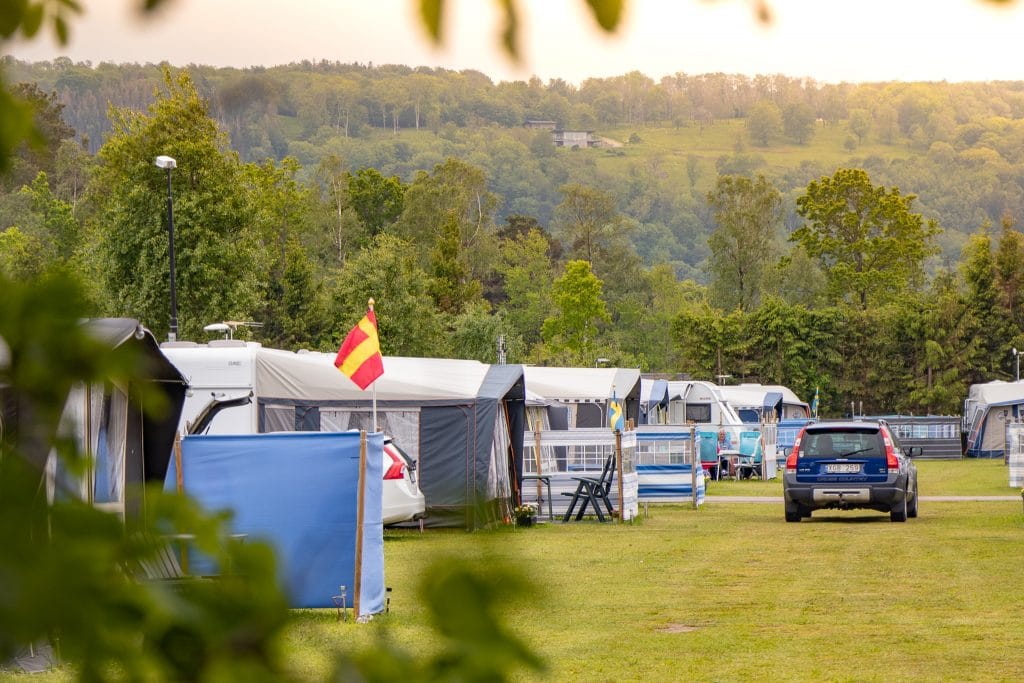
top-left (167, 431), bottom-right (384, 613)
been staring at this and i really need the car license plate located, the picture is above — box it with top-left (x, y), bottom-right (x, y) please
top-left (824, 463), bottom-right (861, 474)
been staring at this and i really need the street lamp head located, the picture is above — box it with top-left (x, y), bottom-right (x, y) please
top-left (154, 155), bottom-right (177, 169)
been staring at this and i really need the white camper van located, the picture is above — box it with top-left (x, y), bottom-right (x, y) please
top-left (160, 340), bottom-right (260, 434)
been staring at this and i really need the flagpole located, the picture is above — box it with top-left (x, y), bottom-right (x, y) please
top-left (369, 298), bottom-right (378, 433)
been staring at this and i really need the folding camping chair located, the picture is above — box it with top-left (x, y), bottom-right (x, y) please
top-left (561, 448), bottom-right (617, 522)
top-left (697, 431), bottom-right (722, 480)
top-left (735, 431), bottom-right (763, 480)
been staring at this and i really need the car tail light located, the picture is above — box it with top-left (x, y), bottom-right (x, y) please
top-left (786, 430), bottom-right (805, 470)
top-left (384, 447), bottom-right (406, 480)
top-left (881, 430), bottom-right (899, 472)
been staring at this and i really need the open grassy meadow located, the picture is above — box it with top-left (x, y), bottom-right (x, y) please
top-left (7, 459), bottom-right (1022, 682)
top-left (278, 459), bottom-right (1024, 681)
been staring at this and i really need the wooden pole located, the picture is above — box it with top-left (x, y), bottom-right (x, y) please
top-left (615, 429), bottom-right (624, 522)
top-left (173, 431), bottom-right (189, 573)
top-left (690, 424), bottom-right (698, 509)
top-left (85, 384), bottom-right (93, 505)
top-left (353, 430), bottom-right (368, 618)
top-left (174, 432), bottom-right (184, 494)
top-left (533, 428), bottom-right (543, 505)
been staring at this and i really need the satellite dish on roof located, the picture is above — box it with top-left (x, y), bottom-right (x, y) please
top-left (203, 322), bottom-right (232, 339)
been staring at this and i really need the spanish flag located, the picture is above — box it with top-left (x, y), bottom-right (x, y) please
top-left (334, 308), bottom-right (384, 390)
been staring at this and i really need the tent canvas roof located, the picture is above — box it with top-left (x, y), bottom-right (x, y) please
top-left (523, 366), bottom-right (640, 401)
top-left (255, 351), bottom-right (496, 402)
top-left (968, 380), bottom-right (1024, 406)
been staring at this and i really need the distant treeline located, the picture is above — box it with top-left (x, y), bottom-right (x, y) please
top-left (3, 61), bottom-right (1024, 416)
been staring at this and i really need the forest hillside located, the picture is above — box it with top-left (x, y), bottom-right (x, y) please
top-left (3, 58), bottom-right (1024, 416)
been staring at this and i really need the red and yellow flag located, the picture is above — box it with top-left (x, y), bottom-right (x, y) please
top-left (334, 308), bottom-right (384, 390)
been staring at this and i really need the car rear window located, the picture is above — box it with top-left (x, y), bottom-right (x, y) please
top-left (801, 429), bottom-right (883, 458)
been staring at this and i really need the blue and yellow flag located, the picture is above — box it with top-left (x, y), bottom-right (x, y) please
top-left (810, 386), bottom-right (819, 418)
top-left (608, 390), bottom-right (625, 432)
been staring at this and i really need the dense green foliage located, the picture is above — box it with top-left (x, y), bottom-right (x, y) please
top-left (3, 59), bottom-right (1024, 414)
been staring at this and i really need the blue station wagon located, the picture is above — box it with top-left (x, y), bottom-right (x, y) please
top-left (783, 420), bottom-right (919, 522)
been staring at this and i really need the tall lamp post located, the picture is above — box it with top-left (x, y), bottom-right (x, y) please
top-left (155, 155), bottom-right (178, 342)
top-left (1014, 347), bottom-right (1020, 382)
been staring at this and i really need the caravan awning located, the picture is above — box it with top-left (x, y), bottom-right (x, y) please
top-left (763, 391), bottom-right (783, 411)
top-left (641, 379), bottom-right (669, 411)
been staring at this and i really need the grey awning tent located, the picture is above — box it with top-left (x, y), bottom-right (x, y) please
top-left (964, 381), bottom-right (1024, 458)
top-left (251, 351), bottom-right (525, 529)
top-left (640, 378), bottom-right (669, 424)
top-left (522, 366), bottom-right (642, 428)
top-left (86, 319), bottom-right (188, 490)
top-left (1, 318), bottom-right (187, 519)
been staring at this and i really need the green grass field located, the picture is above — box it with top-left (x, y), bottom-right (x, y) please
top-left (7, 459), bottom-right (1022, 682)
top-left (279, 458), bottom-right (1023, 681)
top-left (709, 457), bottom-right (1012, 498)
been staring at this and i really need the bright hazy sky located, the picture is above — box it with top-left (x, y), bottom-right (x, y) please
top-left (5, 0), bottom-right (1024, 84)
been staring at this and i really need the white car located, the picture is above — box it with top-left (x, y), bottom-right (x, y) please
top-left (383, 437), bottom-right (426, 525)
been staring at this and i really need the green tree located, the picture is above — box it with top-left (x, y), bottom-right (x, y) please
top-left (763, 244), bottom-right (827, 308)
top-left (446, 302), bottom-right (525, 363)
top-left (553, 183), bottom-right (620, 266)
top-left (4, 81), bottom-right (76, 191)
top-left (428, 211), bottom-right (483, 314)
top-left (89, 68), bottom-right (265, 341)
top-left (312, 152), bottom-right (363, 265)
top-left (0, 225), bottom-right (45, 279)
top-left (960, 230), bottom-right (1016, 383)
top-left (744, 298), bottom-right (844, 407)
top-left (705, 174), bottom-right (782, 312)
top-left (908, 270), bottom-right (972, 414)
top-left (746, 100), bottom-right (782, 147)
top-left (782, 101), bottom-right (816, 144)
top-left (994, 219), bottom-right (1024, 332)
top-left (844, 108), bottom-right (869, 143)
top-left (497, 226), bottom-right (555, 350)
top-left (791, 168), bottom-right (939, 310)
top-left (671, 304), bottom-right (747, 381)
top-left (540, 259), bottom-right (610, 366)
top-left (394, 157), bottom-right (500, 288)
top-left (348, 167), bottom-right (406, 237)
top-left (328, 233), bottom-right (442, 356)
top-left (15, 171), bottom-right (78, 259)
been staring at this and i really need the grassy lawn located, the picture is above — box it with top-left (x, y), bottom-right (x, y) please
top-left (283, 495), bottom-right (1024, 681)
top-left (8, 460), bottom-right (1021, 682)
top-left (709, 457), bottom-right (1014, 498)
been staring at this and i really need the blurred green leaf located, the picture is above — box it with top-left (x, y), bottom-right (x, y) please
top-left (419, 0), bottom-right (443, 42)
top-left (498, 0), bottom-right (518, 58)
top-left (21, 2), bottom-right (44, 37)
top-left (53, 12), bottom-right (66, 43)
top-left (583, 0), bottom-right (624, 32)
top-left (0, 0), bottom-right (28, 38)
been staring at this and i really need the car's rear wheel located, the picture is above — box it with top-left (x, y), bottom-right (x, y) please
top-left (785, 501), bottom-right (802, 523)
top-left (907, 485), bottom-right (918, 518)
top-left (890, 492), bottom-right (908, 522)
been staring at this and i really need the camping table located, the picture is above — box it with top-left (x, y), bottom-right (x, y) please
top-left (718, 451), bottom-right (741, 480)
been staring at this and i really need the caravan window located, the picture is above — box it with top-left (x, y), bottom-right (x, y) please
top-left (737, 408), bottom-right (760, 424)
top-left (685, 403), bottom-right (712, 423)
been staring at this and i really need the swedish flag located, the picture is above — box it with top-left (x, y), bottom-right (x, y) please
top-left (811, 386), bottom-right (819, 418)
top-left (608, 390), bottom-right (625, 432)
